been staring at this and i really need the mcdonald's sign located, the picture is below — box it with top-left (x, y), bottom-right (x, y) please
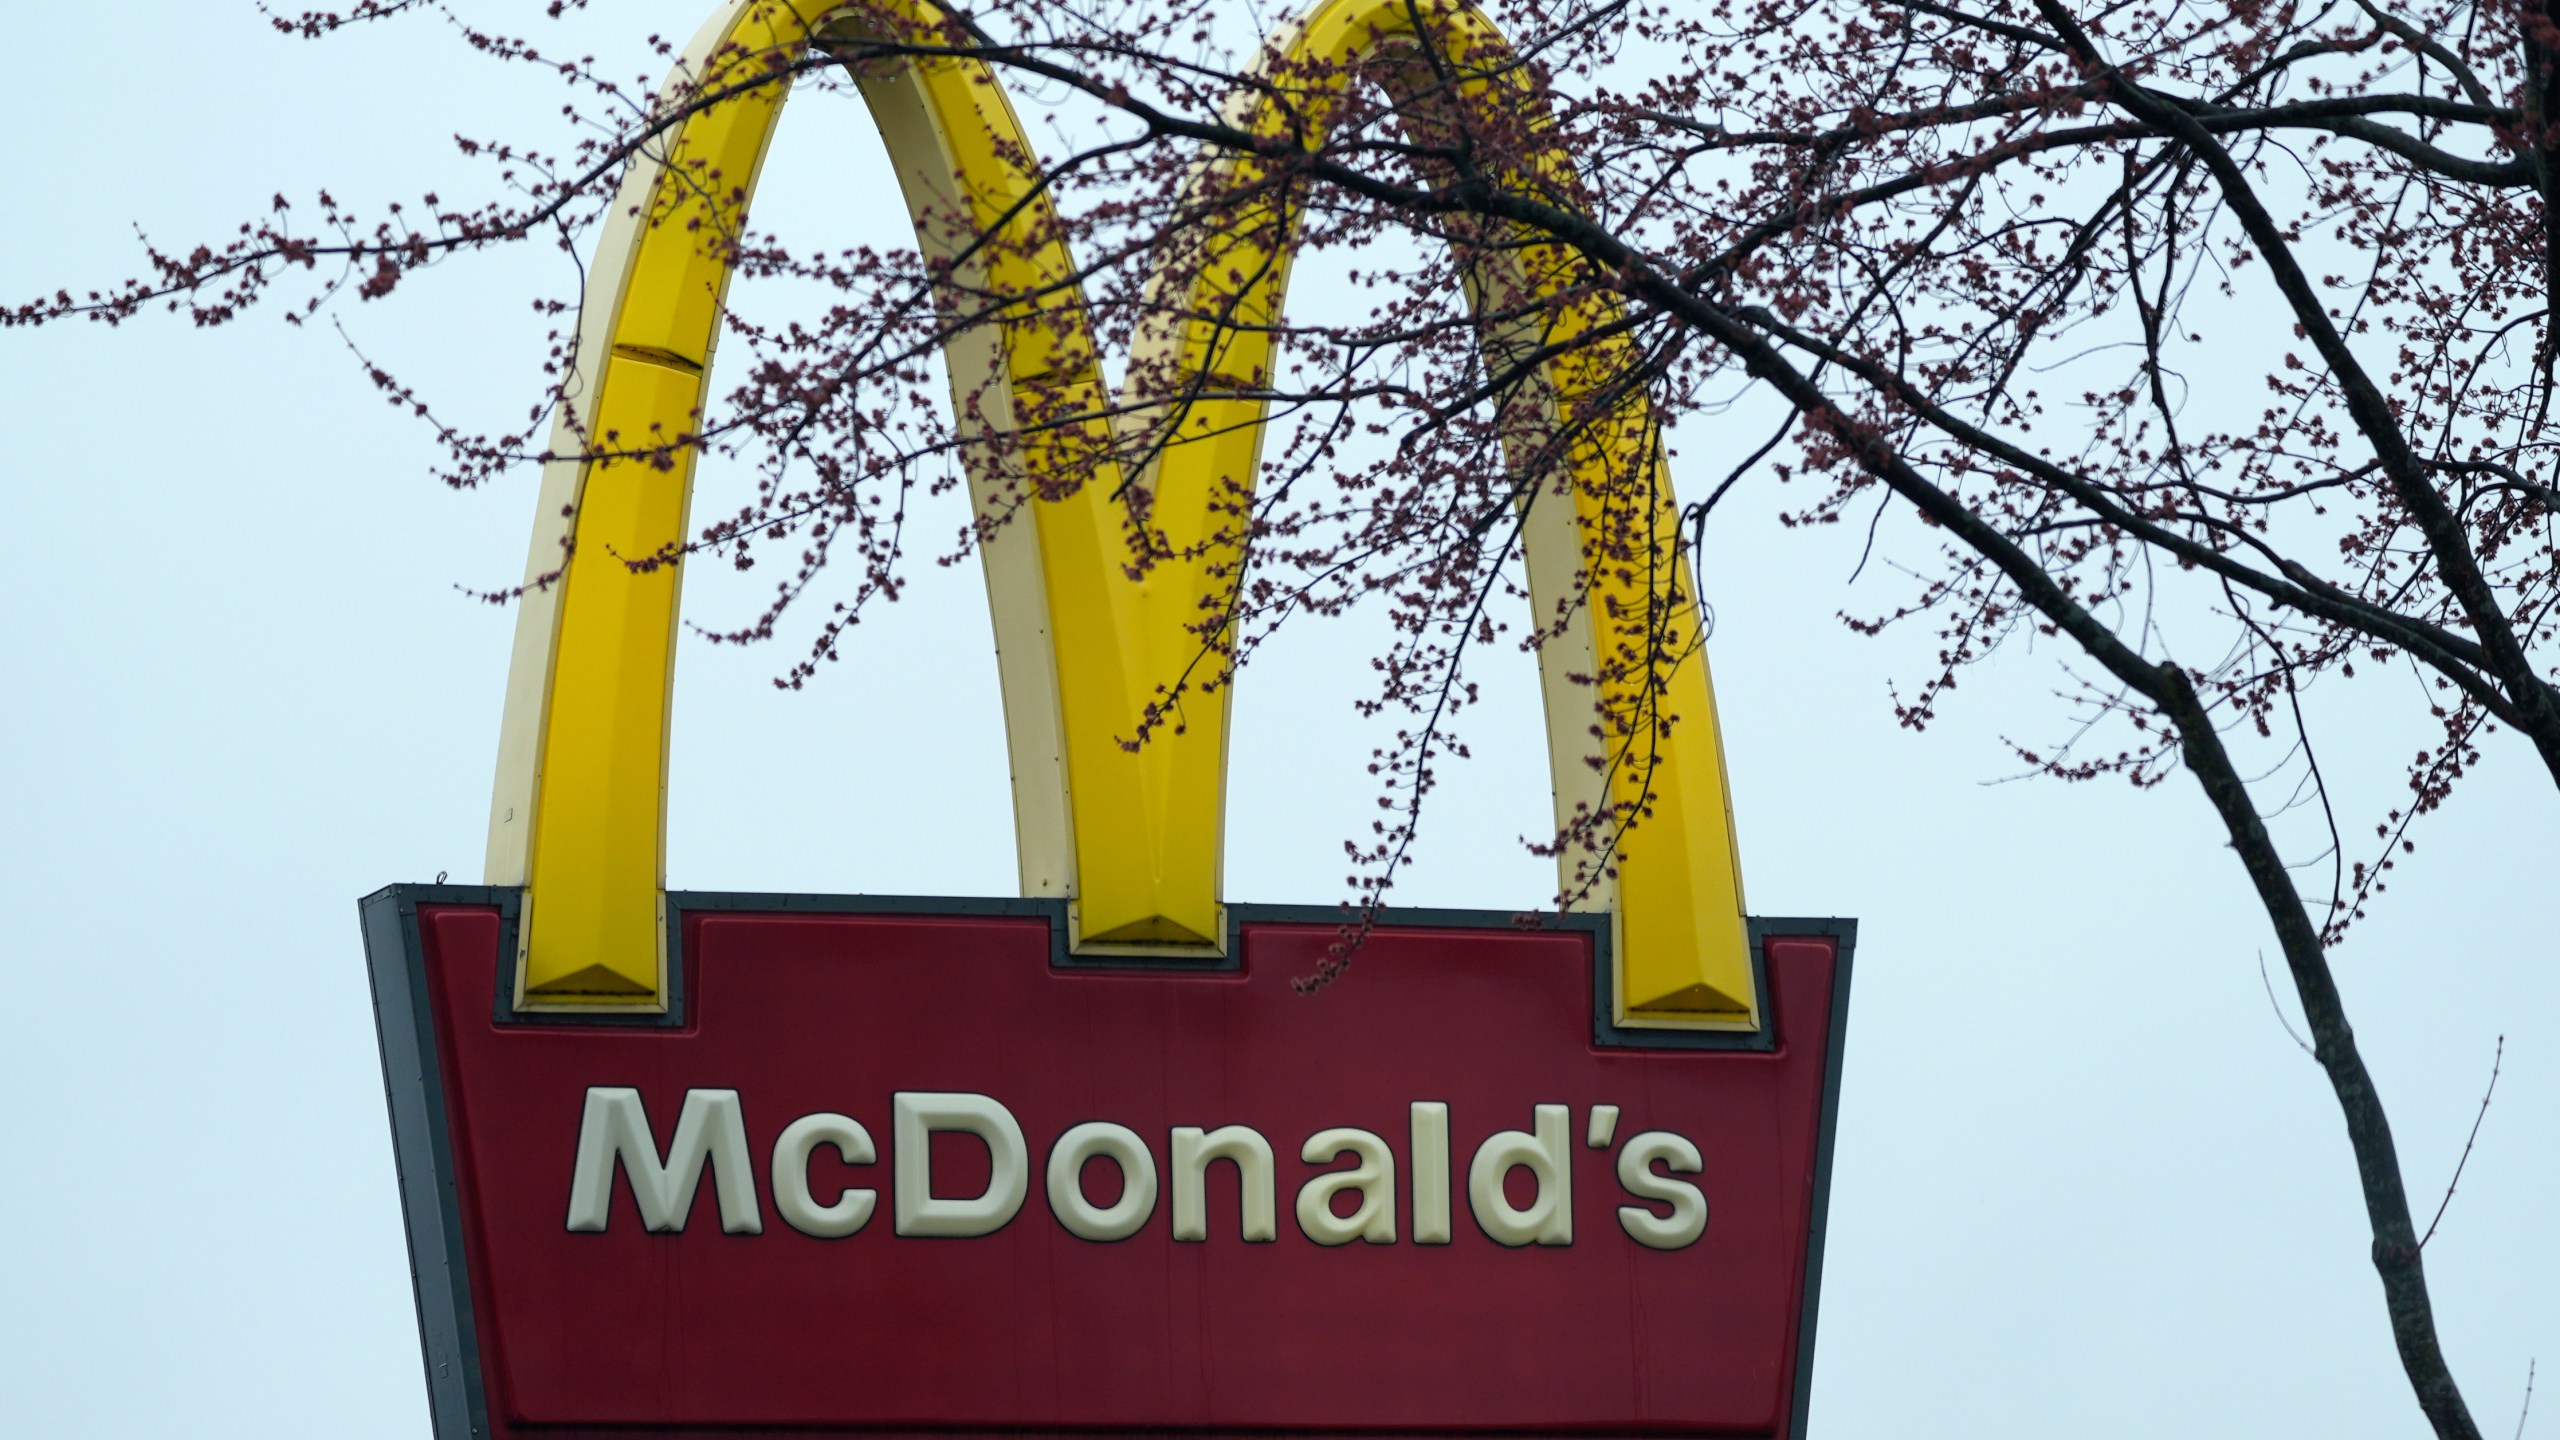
top-left (359, 0), bottom-right (1855, 1434)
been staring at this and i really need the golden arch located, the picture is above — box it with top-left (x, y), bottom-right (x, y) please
top-left (481, 0), bottom-right (1756, 1027)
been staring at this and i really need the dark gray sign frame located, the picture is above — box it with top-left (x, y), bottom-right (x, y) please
top-left (360, 883), bottom-right (1855, 1440)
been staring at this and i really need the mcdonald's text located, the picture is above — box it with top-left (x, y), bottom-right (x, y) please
top-left (565, 1087), bottom-right (1712, 1249)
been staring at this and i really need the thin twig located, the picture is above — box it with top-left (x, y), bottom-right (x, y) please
top-left (2256, 950), bottom-right (2315, 1057)
top-left (2420, 1035), bottom-right (2504, 1250)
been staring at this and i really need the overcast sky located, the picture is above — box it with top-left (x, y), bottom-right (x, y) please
top-left (3, 3), bottom-right (2552, 1436)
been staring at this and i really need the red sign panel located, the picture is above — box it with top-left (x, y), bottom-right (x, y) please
top-left (362, 888), bottom-right (1852, 1437)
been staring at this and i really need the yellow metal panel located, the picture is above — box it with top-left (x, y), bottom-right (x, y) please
top-left (522, 355), bottom-right (705, 998)
top-left (901, 56), bottom-right (1227, 948)
top-left (615, 7), bottom-right (813, 366)
top-left (517, 0), bottom-right (822, 1001)
top-left (1605, 555), bottom-right (1755, 1021)
top-left (1027, 374), bottom-right (1228, 948)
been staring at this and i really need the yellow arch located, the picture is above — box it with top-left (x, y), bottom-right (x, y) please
top-left (482, 0), bottom-right (1754, 1027)
top-left (1127, 0), bottom-right (1753, 1023)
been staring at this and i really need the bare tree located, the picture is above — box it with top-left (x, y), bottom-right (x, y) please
top-left (16, 0), bottom-right (2553, 1431)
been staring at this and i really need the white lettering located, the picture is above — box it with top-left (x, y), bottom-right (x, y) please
top-left (1615, 1130), bottom-right (1707, 1250)
top-left (1297, 1128), bottom-right (1396, 1245)
top-left (1585, 1104), bottom-right (1620, 1148)
top-left (1467, 1104), bottom-right (1572, 1247)
top-left (1046, 1122), bottom-right (1158, 1241)
top-left (892, 1091), bottom-right (1028, 1237)
top-left (1169, 1125), bottom-right (1277, 1242)
top-left (564, 1087), bottom-right (762, 1235)
top-left (556, 1088), bottom-right (1700, 1255)
top-left (771, 1111), bottom-right (877, 1239)
top-left (1409, 1102), bottom-right (1452, 1244)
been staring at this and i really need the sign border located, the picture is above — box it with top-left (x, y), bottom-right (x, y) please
top-left (359, 883), bottom-right (1856, 1439)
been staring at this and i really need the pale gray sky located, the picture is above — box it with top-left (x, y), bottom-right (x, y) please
top-left (3, 3), bottom-right (2551, 1435)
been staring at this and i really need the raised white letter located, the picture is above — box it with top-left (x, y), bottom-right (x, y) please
top-left (565, 1087), bottom-right (762, 1235)
top-left (892, 1092), bottom-right (1028, 1237)
top-left (1170, 1125), bottom-right (1277, 1242)
top-left (1046, 1122), bottom-right (1158, 1241)
top-left (1297, 1128), bottom-right (1396, 1245)
top-left (771, 1112), bottom-right (876, 1239)
top-left (1409, 1102), bottom-right (1451, 1244)
top-left (1467, 1104), bottom-right (1571, 1247)
top-left (1616, 1131), bottom-right (1707, 1250)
